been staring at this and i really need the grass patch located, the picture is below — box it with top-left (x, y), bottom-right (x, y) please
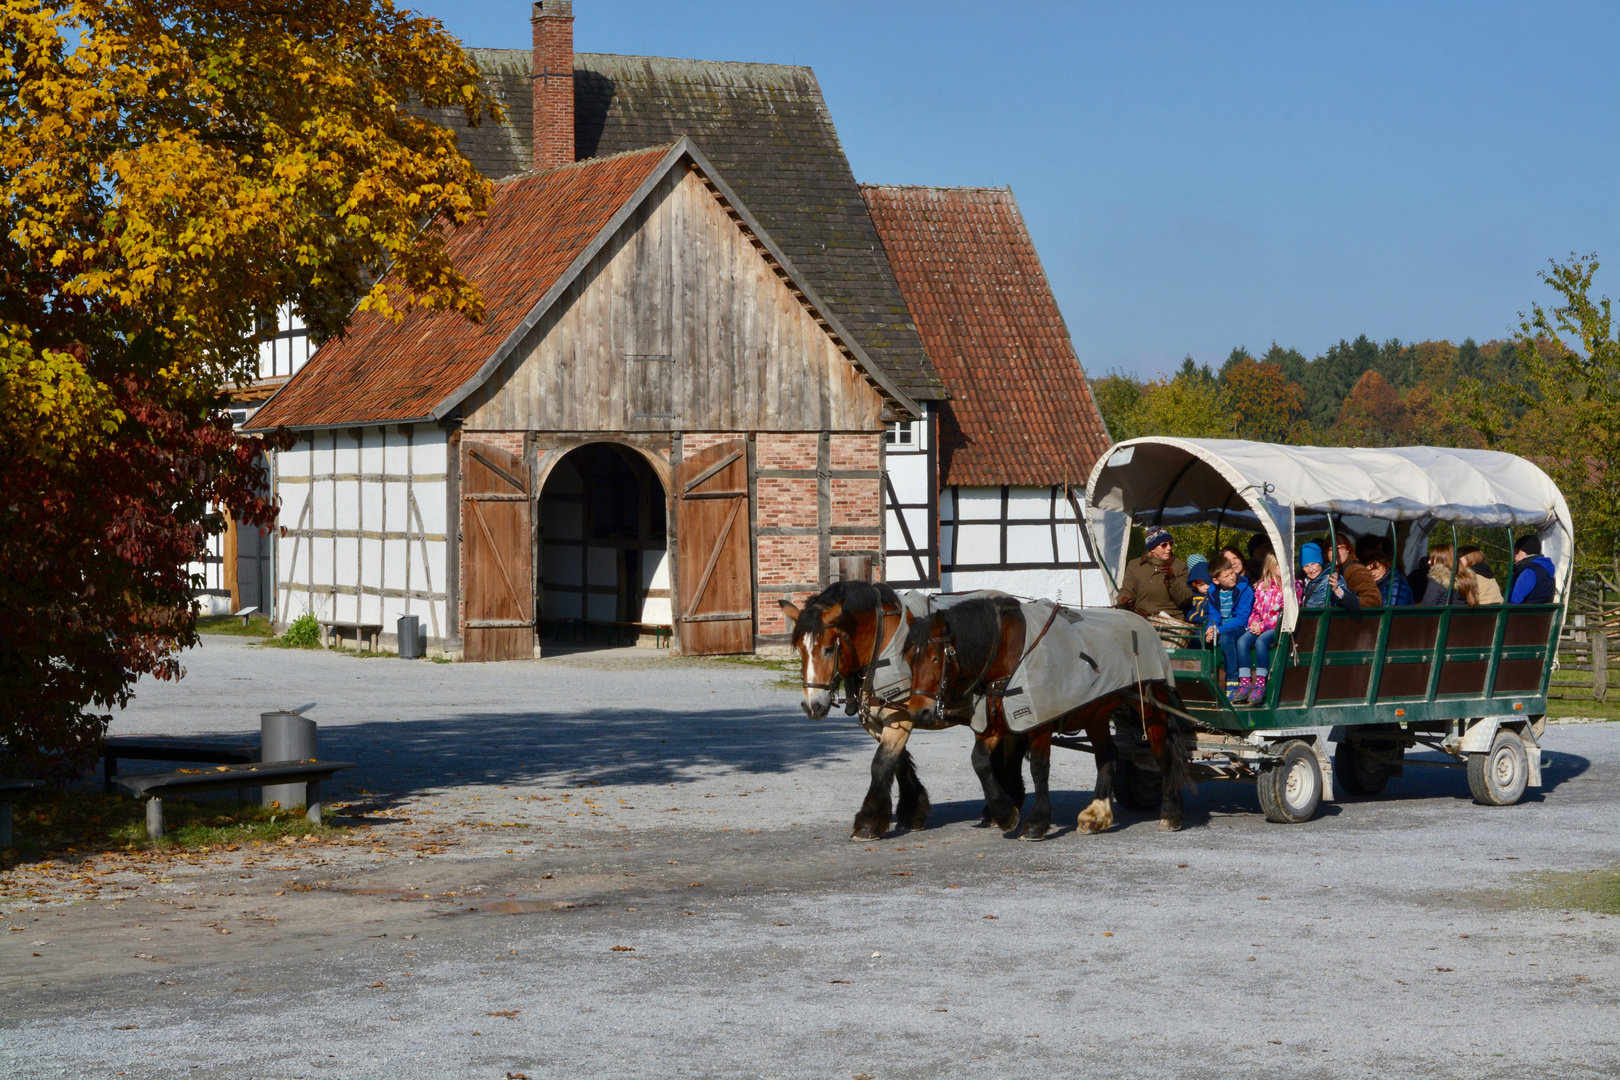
top-left (1, 788), bottom-right (345, 869)
top-left (708, 653), bottom-right (801, 691)
top-left (1545, 665), bottom-right (1620, 721)
top-left (1509, 865), bottom-right (1620, 915)
top-left (196, 614), bottom-right (276, 638)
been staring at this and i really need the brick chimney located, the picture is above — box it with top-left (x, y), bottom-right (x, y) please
top-left (531, 1), bottom-right (575, 170)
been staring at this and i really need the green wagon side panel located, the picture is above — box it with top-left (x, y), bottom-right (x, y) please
top-left (1170, 603), bottom-right (1563, 732)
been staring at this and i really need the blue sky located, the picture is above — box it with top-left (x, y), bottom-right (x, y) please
top-left (415, 1), bottom-right (1619, 379)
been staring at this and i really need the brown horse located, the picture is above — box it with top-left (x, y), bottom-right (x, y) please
top-left (780, 582), bottom-right (1025, 840)
top-left (902, 595), bottom-right (1190, 838)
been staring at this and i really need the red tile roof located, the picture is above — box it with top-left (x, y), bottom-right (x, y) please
top-left (247, 144), bottom-right (675, 430)
top-left (861, 185), bottom-right (1112, 487)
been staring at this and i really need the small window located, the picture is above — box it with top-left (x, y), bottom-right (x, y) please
top-left (885, 421), bottom-right (913, 446)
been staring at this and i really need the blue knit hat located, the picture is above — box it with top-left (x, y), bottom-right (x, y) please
top-left (1186, 552), bottom-right (1208, 573)
top-left (1188, 560), bottom-right (1213, 586)
top-left (1144, 528), bottom-right (1173, 551)
top-left (1300, 542), bottom-right (1324, 566)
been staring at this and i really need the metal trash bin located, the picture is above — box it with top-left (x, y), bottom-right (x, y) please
top-left (261, 711), bottom-right (317, 809)
top-left (397, 614), bottom-right (422, 659)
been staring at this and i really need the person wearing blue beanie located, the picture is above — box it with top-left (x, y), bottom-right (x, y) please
top-left (1299, 542), bottom-right (1330, 608)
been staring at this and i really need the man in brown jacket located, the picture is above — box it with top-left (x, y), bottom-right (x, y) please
top-left (1115, 528), bottom-right (1193, 617)
top-left (1329, 532), bottom-right (1384, 609)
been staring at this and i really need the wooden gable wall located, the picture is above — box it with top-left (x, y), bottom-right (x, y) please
top-left (463, 165), bottom-right (886, 435)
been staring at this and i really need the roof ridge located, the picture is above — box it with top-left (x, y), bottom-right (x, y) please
top-left (575, 51), bottom-right (814, 76)
top-left (859, 183), bottom-right (1013, 195)
top-left (493, 141), bottom-right (676, 185)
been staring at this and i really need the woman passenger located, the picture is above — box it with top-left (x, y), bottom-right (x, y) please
top-left (1420, 544), bottom-right (1476, 606)
top-left (1366, 553), bottom-right (1413, 606)
top-left (1457, 546), bottom-right (1504, 605)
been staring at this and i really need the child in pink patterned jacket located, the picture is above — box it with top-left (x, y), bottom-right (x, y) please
top-left (1235, 553), bottom-right (1285, 705)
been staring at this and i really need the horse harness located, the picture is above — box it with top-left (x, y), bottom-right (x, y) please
top-left (915, 602), bottom-right (1063, 727)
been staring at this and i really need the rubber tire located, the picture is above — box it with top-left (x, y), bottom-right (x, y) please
top-left (1257, 741), bottom-right (1323, 824)
top-left (1467, 730), bottom-right (1529, 806)
top-left (1335, 739), bottom-right (1392, 797)
top-left (1115, 761), bottom-right (1163, 811)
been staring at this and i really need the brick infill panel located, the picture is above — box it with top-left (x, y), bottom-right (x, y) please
top-left (829, 477), bottom-right (880, 527)
top-left (829, 433), bottom-right (881, 471)
top-left (755, 477), bottom-right (818, 529)
top-left (756, 433), bottom-right (819, 470)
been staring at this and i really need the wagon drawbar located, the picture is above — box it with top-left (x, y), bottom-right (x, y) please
top-left (1082, 438), bottom-right (1572, 823)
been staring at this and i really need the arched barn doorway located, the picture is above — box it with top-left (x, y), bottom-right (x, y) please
top-left (536, 443), bottom-right (670, 648)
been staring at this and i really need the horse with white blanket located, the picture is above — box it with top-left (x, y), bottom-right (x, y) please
top-left (903, 595), bottom-right (1191, 837)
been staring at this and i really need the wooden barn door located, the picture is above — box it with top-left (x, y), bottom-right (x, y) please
top-left (461, 441), bottom-right (533, 662)
top-left (676, 440), bottom-right (753, 655)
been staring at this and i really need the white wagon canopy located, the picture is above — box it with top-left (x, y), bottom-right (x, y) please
top-left (1086, 438), bottom-right (1573, 632)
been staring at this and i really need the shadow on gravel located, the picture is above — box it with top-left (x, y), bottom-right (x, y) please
top-left (257, 706), bottom-right (876, 802)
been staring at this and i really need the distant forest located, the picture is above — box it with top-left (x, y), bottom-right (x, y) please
top-left (1091, 334), bottom-right (1536, 449)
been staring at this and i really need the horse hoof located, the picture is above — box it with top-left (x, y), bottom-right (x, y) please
top-left (1158, 818), bottom-right (1182, 833)
top-left (850, 822), bottom-right (885, 841)
top-left (994, 810), bottom-right (1021, 833)
top-left (1019, 823), bottom-right (1050, 842)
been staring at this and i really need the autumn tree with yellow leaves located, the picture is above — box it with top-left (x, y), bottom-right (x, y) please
top-left (1, 0), bottom-right (498, 778)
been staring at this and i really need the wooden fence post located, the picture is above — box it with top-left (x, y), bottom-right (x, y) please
top-left (1595, 630), bottom-right (1608, 704)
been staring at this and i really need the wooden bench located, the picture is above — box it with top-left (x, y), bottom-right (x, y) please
top-left (103, 737), bottom-right (260, 793)
top-left (111, 760), bottom-right (356, 839)
top-left (0, 778), bottom-right (44, 848)
top-left (320, 620), bottom-right (383, 651)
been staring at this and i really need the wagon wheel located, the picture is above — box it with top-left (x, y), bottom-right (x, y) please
top-left (1256, 740), bottom-right (1323, 824)
top-left (1467, 730), bottom-right (1529, 806)
top-left (1334, 739), bottom-right (1395, 797)
top-left (1114, 761), bottom-right (1162, 811)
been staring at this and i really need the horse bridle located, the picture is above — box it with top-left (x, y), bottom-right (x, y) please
top-left (804, 605), bottom-right (901, 717)
top-left (910, 627), bottom-right (997, 726)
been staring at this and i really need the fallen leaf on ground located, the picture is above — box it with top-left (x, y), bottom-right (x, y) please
top-left (610, 945), bottom-right (634, 952)
top-left (368, 982), bottom-right (386, 988)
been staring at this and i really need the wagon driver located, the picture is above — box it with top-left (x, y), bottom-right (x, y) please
top-left (1115, 528), bottom-right (1194, 617)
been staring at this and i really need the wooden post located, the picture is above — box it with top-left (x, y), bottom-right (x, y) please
top-left (1595, 630), bottom-right (1608, 704)
top-left (1573, 613), bottom-right (1587, 643)
top-left (223, 515), bottom-right (240, 613)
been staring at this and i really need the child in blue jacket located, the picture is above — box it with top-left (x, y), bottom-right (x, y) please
top-left (1202, 555), bottom-right (1255, 702)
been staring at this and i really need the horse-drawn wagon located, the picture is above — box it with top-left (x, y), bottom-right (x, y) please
top-left (1085, 438), bottom-right (1571, 824)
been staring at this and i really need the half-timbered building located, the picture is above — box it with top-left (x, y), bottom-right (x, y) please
top-left (243, 1), bottom-right (1115, 658)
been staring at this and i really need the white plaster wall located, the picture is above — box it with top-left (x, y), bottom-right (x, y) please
top-left (273, 426), bottom-right (450, 643)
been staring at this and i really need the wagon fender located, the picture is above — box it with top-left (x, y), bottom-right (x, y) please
top-left (1456, 718), bottom-right (1543, 788)
top-left (1253, 731), bottom-right (1334, 798)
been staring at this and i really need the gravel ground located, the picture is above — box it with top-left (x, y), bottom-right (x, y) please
top-left (2, 635), bottom-right (1616, 1079)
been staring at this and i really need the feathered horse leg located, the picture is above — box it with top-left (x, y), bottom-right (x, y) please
top-left (851, 721), bottom-right (913, 840)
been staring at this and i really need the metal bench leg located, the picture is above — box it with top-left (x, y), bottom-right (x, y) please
top-left (145, 797), bottom-right (164, 840)
top-left (1, 802), bottom-right (11, 848)
top-left (305, 781), bottom-right (322, 826)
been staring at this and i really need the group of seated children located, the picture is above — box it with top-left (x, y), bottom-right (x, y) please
top-left (1121, 525), bottom-right (1560, 708)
